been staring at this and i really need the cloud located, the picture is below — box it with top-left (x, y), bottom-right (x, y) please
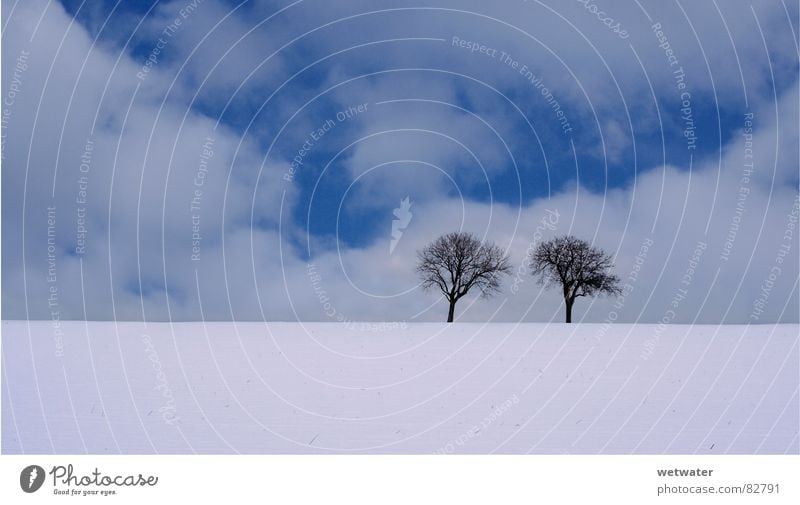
top-left (2, 0), bottom-right (797, 324)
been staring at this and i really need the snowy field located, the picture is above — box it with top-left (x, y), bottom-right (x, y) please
top-left (2, 321), bottom-right (797, 454)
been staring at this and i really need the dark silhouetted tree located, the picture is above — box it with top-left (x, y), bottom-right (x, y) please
top-left (530, 235), bottom-right (621, 323)
top-left (416, 232), bottom-right (511, 322)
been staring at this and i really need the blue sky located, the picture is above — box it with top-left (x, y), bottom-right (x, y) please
top-left (2, 0), bottom-right (798, 322)
top-left (57, 0), bottom-right (797, 247)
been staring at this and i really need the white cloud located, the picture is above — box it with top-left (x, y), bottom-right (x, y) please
top-left (2, 0), bottom-right (797, 324)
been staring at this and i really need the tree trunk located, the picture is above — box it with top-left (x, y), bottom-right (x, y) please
top-left (565, 298), bottom-right (573, 323)
top-left (447, 299), bottom-right (456, 323)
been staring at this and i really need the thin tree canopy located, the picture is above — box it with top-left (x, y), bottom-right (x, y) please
top-left (530, 235), bottom-right (621, 323)
top-left (416, 232), bottom-right (511, 322)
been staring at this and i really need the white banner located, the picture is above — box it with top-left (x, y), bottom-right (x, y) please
top-left (2, 455), bottom-right (798, 504)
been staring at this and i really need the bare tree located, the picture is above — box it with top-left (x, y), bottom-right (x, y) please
top-left (416, 232), bottom-right (511, 322)
top-left (530, 235), bottom-right (621, 323)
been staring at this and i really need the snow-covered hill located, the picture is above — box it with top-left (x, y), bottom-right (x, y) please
top-left (2, 321), bottom-right (797, 454)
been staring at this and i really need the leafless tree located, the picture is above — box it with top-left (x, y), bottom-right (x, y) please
top-left (416, 232), bottom-right (511, 322)
top-left (530, 235), bottom-right (621, 323)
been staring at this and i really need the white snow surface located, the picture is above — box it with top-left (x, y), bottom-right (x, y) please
top-left (2, 321), bottom-right (798, 454)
